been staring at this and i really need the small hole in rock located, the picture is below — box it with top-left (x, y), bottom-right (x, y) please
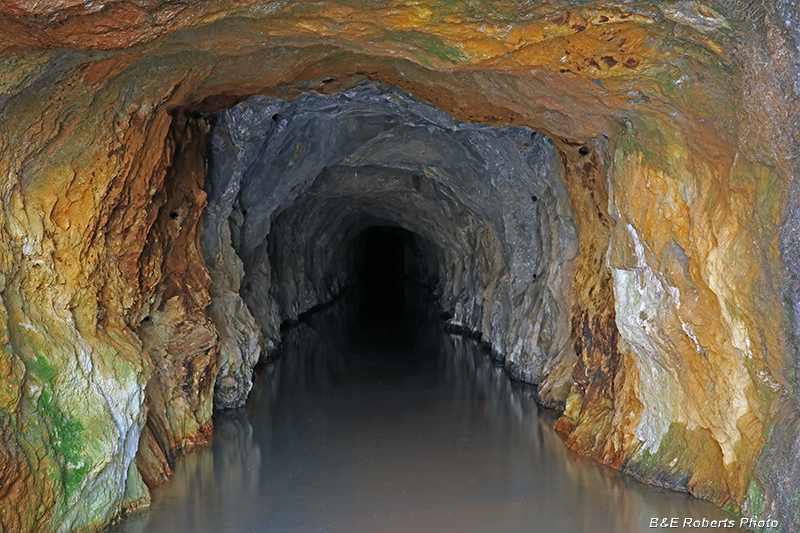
top-left (579, 146), bottom-right (590, 156)
top-left (242, 209), bottom-right (248, 215)
top-left (531, 195), bottom-right (538, 202)
top-left (170, 211), bottom-right (179, 219)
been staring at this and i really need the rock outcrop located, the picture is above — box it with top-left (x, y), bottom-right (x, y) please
top-left (0, 1), bottom-right (798, 531)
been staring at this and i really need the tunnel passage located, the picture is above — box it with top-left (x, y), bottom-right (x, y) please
top-left (356, 226), bottom-right (411, 327)
top-left (201, 81), bottom-right (579, 412)
top-left (2, 3), bottom-right (796, 529)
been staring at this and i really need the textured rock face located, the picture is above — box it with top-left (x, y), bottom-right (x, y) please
top-left (0, 1), bottom-right (798, 531)
top-left (203, 84), bottom-right (578, 408)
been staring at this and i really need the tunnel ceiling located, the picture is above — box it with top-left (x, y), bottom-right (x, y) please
top-left (0, 1), bottom-right (799, 532)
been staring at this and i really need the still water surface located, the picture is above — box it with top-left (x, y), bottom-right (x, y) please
top-left (112, 300), bottom-right (744, 533)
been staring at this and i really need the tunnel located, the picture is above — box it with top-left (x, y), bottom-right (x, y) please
top-left (3, 3), bottom-right (799, 531)
top-left (119, 82), bottom-right (612, 531)
top-left (199, 81), bottom-right (578, 411)
top-left (133, 78), bottom-right (784, 531)
top-left (355, 225), bottom-right (411, 326)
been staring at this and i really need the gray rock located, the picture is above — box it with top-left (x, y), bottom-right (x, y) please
top-left (203, 82), bottom-right (579, 408)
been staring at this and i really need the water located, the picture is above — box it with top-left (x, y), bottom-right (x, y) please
top-left (111, 297), bottom-right (745, 533)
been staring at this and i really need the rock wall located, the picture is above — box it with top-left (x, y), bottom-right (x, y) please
top-left (0, 1), bottom-right (797, 531)
top-left (202, 84), bottom-right (578, 409)
top-left (134, 114), bottom-right (219, 488)
top-left (760, 0), bottom-right (800, 527)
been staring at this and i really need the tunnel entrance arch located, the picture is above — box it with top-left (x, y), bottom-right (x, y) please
top-left (200, 81), bottom-right (580, 411)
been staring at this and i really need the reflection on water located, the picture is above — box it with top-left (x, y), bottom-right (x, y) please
top-left (111, 296), bottom-right (744, 533)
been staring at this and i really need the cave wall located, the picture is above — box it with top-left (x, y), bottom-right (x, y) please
top-left (0, 1), bottom-right (798, 531)
top-left (202, 84), bottom-right (578, 409)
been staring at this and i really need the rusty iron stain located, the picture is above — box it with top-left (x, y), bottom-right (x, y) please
top-left (601, 55), bottom-right (618, 67)
top-left (624, 56), bottom-right (640, 68)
